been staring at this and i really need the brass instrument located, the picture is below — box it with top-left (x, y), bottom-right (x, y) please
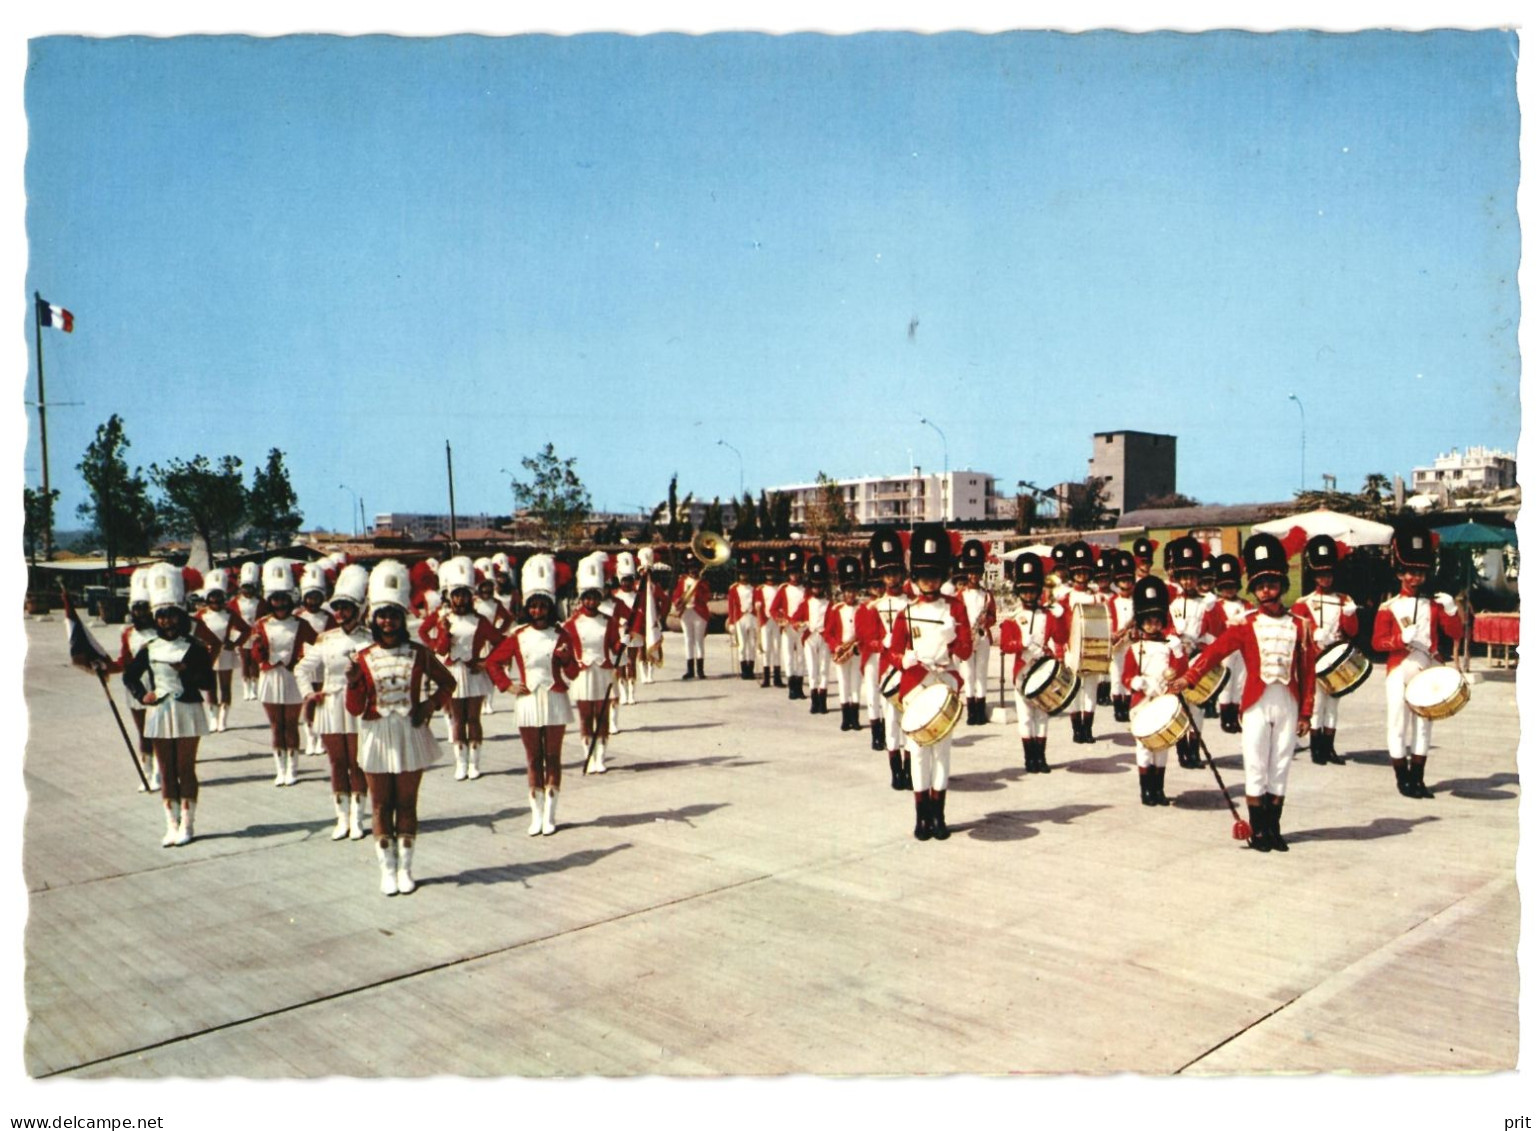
top-left (834, 640), bottom-right (860, 664)
top-left (691, 529), bottom-right (732, 567)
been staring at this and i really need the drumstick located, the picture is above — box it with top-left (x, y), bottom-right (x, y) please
top-left (1175, 697), bottom-right (1252, 842)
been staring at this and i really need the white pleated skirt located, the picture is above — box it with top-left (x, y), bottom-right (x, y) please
top-left (258, 667), bottom-right (303, 705)
top-left (569, 666), bottom-right (613, 703)
top-left (514, 689), bottom-right (573, 728)
top-left (313, 690), bottom-right (358, 736)
top-left (212, 648), bottom-right (238, 672)
top-left (143, 698), bottom-right (211, 740)
top-left (357, 714), bottom-right (442, 774)
top-left (448, 661), bottom-right (492, 700)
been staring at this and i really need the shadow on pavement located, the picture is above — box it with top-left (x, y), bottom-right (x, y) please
top-left (436, 842), bottom-right (634, 888)
top-left (964, 802), bottom-right (1113, 842)
top-left (617, 755), bottom-right (765, 772)
top-left (573, 802), bottom-right (729, 830)
top-left (1290, 814), bottom-right (1440, 843)
top-left (1436, 772), bottom-right (1519, 801)
top-left (947, 768), bottom-right (1023, 793)
top-left (1062, 751), bottom-right (1134, 775)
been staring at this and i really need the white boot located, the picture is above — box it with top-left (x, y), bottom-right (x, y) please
top-left (331, 793), bottom-right (350, 840)
top-left (161, 802), bottom-right (180, 847)
top-left (272, 751), bottom-right (286, 786)
top-left (395, 838), bottom-right (416, 895)
top-left (348, 793), bottom-right (366, 840)
top-left (174, 800), bottom-right (195, 846)
top-left (593, 740), bottom-right (607, 774)
top-left (452, 743), bottom-right (468, 782)
top-left (467, 743), bottom-right (482, 780)
top-left (284, 751), bottom-right (298, 786)
top-left (205, 704), bottom-right (219, 730)
top-left (541, 787), bottom-right (558, 836)
top-left (217, 704), bottom-right (229, 732)
top-left (377, 840), bottom-right (398, 896)
top-left (527, 792), bottom-right (543, 836)
top-left (243, 679), bottom-right (255, 701)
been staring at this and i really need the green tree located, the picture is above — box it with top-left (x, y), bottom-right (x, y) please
top-left (1292, 473), bottom-right (1394, 520)
top-left (23, 486), bottom-right (60, 564)
top-left (151, 454), bottom-right (246, 558)
top-left (76, 415), bottom-right (158, 576)
top-left (700, 497), bottom-right (726, 536)
top-left (246, 448), bottom-right (304, 550)
top-left (769, 491), bottom-right (793, 540)
top-left (804, 472), bottom-right (853, 539)
top-left (731, 491), bottom-right (760, 540)
top-left (510, 442), bottom-right (592, 547)
top-left (1063, 476), bottom-right (1112, 531)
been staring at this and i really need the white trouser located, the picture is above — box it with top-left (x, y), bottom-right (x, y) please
top-left (730, 618), bottom-right (757, 666)
top-left (759, 622), bottom-right (782, 669)
top-left (883, 693), bottom-right (902, 751)
top-left (1219, 653), bottom-right (1246, 708)
top-left (780, 630), bottom-right (806, 676)
top-left (834, 655), bottom-right (862, 704)
top-left (1074, 671), bottom-right (1103, 712)
top-left (1241, 683), bottom-right (1299, 796)
top-left (1310, 687), bottom-right (1341, 729)
top-left (1108, 646), bottom-right (1129, 696)
top-left (863, 655), bottom-right (882, 718)
top-left (910, 735), bottom-right (953, 791)
top-left (960, 640), bottom-right (991, 698)
top-left (804, 637), bottom-right (830, 690)
top-left (1385, 657), bottom-right (1433, 759)
top-left (1012, 688), bottom-right (1048, 739)
top-left (680, 610), bottom-right (707, 662)
top-left (1134, 740), bottom-right (1170, 769)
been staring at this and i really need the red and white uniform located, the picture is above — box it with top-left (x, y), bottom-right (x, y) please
top-left (1106, 590), bottom-right (1135, 697)
top-left (475, 594), bottom-right (516, 634)
top-left (823, 598), bottom-right (864, 706)
top-left (672, 574), bottom-right (712, 664)
top-left (726, 580), bottom-right (758, 666)
top-left (1187, 610), bottom-right (1316, 797)
top-left (295, 623), bottom-right (374, 736)
top-left (1210, 596), bottom-right (1253, 710)
top-left (487, 623), bottom-right (581, 728)
top-left (564, 606), bottom-right (624, 702)
top-left (1122, 632), bottom-right (1188, 767)
top-left (1167, 589), bottom-right (1215, 734)
top-left (958, 583), bottom-right (997, 700)
top-left (770, 582), bottom-right (807, 677)
top-left (887, 594), bottom-right (973, 789)
top-left (795, 591), bottom-right (831, 691)
top-left (1294, 590), bottom-right (1361, 730)
top-left (756, 580), bottom-right (783, 672)
top-left (345, 642), bottom-right (454, 774)
top-left (195, 605), bottom-right (251, 672)
top-left (1372, 592), bottom-right (1462, 760)
top-left (419, 608), bottom-right (503, 700)
top-left (862, 589), bottom-right (911, 746)
top-left (999, 600), bottom-right (1067, 739)
top-left (250, 614), bottom-right (319, 705)
top-left (106, 621), bottom-right (158, 715)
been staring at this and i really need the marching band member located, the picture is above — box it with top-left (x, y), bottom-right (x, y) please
top-left (1091, 551), bottom-right (1115, 708)
top-left (1104, 550), bottom-right (1137, 724)
top-left (1131, 537), bottom-right (1158, 582)
top-left (251, 559), bottom-right (319, 787)
top-left (233, 561), bottom-right (266, 701)
top-left (612, 552), bottom-right (640, 707)
top-left (798, 555), bottom-right (832, 714)
top-left (858, 553), bottom-right (887, 749)
top-left (1061, 541), bottom-right (1108, 744)
top-left (1210, 554), bottom-right (1252, 735)
top-left (956, 539), bottom-right (997, 726)
top-left (123, 563), bottom-right (215, 847)
top-left (756, 550), bottom-right (784, 689)
top-left (1293, 535), bottom-right (1358, 766)
top-left (637, 551), bottom-right (670, 686)
top-left (419, 556), bottom-right (504, 782)
top-left (1372, 524), bottom-right (1463, 800)
top-left (488, 554), bottom-right (580, 837)
top-left (824, 555), bottom-right (866, 731)
top-left (1049, 543), bottom-right (1071, 603)
top-left (861, 529), bottom-right (912, 787)
top-left (998, 554), bottom-right (1067, 774)
top-left (1122, 575), bottom-right (1187, 807)
top-left (103, 569), bottom-right (161, 790)
top-left (296, 563), bottom-right (374, 841)
top-left (473, 563), bottom-right (515, 717)
top-left (1173, 533), bottom-right (1315, 853)
top-left (296, 563), bottom-right (338, 755)
top-left (345, 560), bottom-right (455, 896)
top-left (773, 548), bottom-right (809, 700)
top-left (1165, 536), bottom-right (1212, 769)
top-left (886, 524), bottom-right (972, 841)
top-left (726, 558), bottom-right (759, 680)
top-left (673, 556), bottom-right (712, 680)
top-left (567, 552), bottom-right (624, 775)
top-left (194, 568), bottom-right (250, 733)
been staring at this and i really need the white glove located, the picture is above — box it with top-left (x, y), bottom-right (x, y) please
top-left (1400, 621), bottom-right (1421, 645)
top-left (1130, 676), bottom-right (1146, 694)
top-left (1314, 629), bottom-right (1331, 649)
top-left (901, 649), bottom-right (919, 670)
top-left (1434, 593), bottom-right (1458, 617)
top-left (1342, 598), bottom-right (1358, 617)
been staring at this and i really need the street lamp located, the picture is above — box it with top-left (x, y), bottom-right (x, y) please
top-left (338, 484), bottom-right (358, 537)
top-left (919, 416), bottom-right (948, 521)
top-left (1287, 394), bottom-right (1306, 492)
top-left (716, 439), bottom-right (744, 498)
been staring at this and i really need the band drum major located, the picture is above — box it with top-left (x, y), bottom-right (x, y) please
top-left (1067, 604), bottom-right (1112, 676)
top-left (1405, 665), bottom-right (1470, 721)
top-left (900, 683), bottom-right (964, 747)
top-left (1316, 641), bottom-right (1373, 699)
top-left (1129, 694), bottom-right (1191, 752)
top-left (1015, 657), bottom-right (1080, 716)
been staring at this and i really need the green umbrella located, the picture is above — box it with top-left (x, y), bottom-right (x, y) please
top-left (1431, 520), bottom-right (1517, 548)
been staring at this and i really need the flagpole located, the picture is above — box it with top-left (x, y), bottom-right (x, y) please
top-left (445, 441), bottom-right (459, 555)
top-left (59, 582), bottom-right (150, 791)
top-left (34, 292), bottom-right (52, 560)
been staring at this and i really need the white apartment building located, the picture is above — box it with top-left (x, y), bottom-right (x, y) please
top-left (1410, 446), bottom-right (1517, 495)
top-left (770, 469), bottom-right (1008, 527)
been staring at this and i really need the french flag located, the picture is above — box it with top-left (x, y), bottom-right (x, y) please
top-left (39, 299), bottom-right (74, 332)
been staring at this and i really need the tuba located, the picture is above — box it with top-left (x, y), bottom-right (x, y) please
top-left (691, 530), bottom-right (732, 568)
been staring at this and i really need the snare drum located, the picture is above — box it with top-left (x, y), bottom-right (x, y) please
top-left (1181, 663), bottom-right (1230, 708)
top-left (1016, 657), bottom-right (1080, 716)
top-left (879, 667), bottom-right (906, 707)
top-left (1129, 693), bottom-right (1191, 752)
top-left (1068, 603), bottom-right (1112, 675)
top-left (1316, 641), bottom-right (1373, 698)
top-left (1405, 665), bottom-right (1470, 720)
top-left (900, 683), bottom-right (964, 747)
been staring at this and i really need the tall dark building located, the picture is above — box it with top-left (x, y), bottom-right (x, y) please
top-left (1088, 431), bottom-right (1177, 517)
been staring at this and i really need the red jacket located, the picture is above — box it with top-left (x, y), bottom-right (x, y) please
top-left (1186, 611), bottom-right (1316, 716)
top-left (344, 642), bottom-right (456, 721)
top-left (1371, 591), bottom-right (1463, 673)
top-left (418, 609), bottom-right (504, 665)
top-left (886, 594), bottom-right (973, 699)
top-left (726, 583), bottom-right (755, 626)
top-left (486, 624), bottom-right (582, 694)
top-left (997, 605), bottom-right (1068, 681)
top-left (249, 615), bottom-right (318, 671)
top-left (563, 607), bottom-right (624, 669)
top-left (672, 575), bottom-right (712, 618)
top-left (1120, 633), bottom-right (1189, 708)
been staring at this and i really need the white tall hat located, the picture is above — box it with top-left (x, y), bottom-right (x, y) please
top-left (145, 562), bottom-right (186, 611)
top-left (439, 555), bottom-right (476, 594)
top-left (331, 563), bottom-right (370, 607)
top-left (615, 551), bottom-right (636, 579)
top-left (521, 553), bottom-right (557, 602)
top-left (472, 557), bottom-right (495, 582)
top-left (577, 552), bottom-right (607, 595)
top-left (425, 557), bottom-right (440, 574)
top-left (299, 562), bottom-right (330, 597)
top-left (491, 551), bottom-right (511, 575)
top-left (238, 561), bottom-right (261, 588)
top-left (201, 567), bottom-right (230, 596)
top-left (367, 560), bottom-right (411, 611)
top-left (263, 558), bottom-right (297, 597)
top-left (637, 546), bottom-right (655, 570)
top-left (128, 567), bottom-right (153, 607)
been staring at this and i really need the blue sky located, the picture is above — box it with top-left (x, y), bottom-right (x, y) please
top-left (22, 29), bottom-right (1521, 531)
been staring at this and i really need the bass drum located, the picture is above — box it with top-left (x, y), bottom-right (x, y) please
top-left (1405, 665), bottom-right (1470, 721)
top-left (1015, 657), bottom-right (1080, 716)
top-left (900, 683), bottom-right (964, 747)
top-left (1130, 693), bottom-right (1191, 752)
top-left (1067, 603), bottom-right (1112, 675)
